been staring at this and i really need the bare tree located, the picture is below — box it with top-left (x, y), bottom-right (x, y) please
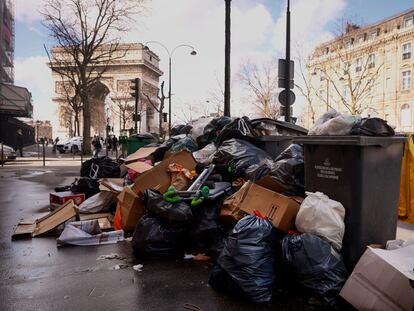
top-left (55, 78), bottom-right (83, 136)
top-left (207, 74), bottom-right (225, 116)
top-left (111, 92), bottom-right (135, 133)
top-left (144, 81), bottom-right (168, 138)
top-left (238, 58), bottom-right (280, 119)
top-left (309, 19), bottom-right (383, 115)
top-left (42, 0), bottom-right (146, 153)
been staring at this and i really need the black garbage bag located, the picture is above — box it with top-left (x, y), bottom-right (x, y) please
top-left (144, 189), bottom-right (192, 228)
top-left (282, 233), bottom-right (348, 305)
top-left (244, 161), bottom-right (274, 181)
top-left (270, 144), bottom-right (304, 195)
top-left (178, 125), bottom-right (193, 135)
top-left (80, 156), bottom-right (120, 179)
top-left (70, 177), bottom-right (100, 199)
top-left (213, 139), bottom-right (273, 181)
top-left (197, 116), bottom-right (233, 148)
top-left (187, 198), bottom-right (228, 257)
top-left (170, 136), bottom-right (198, 153)
top-left (216, 117), bottom-right (257, 146)
top-left (152, 138), bottom-right (175, 162)
top-left (171, 125), bottom-right (185, 136)
top-left (209, 215), bottom-right (276, 303)
top-left (132, 216), bottom-right (187, 258)
top-left (350, 117), bottom-right (395, 136)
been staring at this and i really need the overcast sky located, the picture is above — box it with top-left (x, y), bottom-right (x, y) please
top-left (13, 0), bottom-right (414, 134)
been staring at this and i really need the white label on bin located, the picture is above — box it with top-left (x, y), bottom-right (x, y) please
top-left (315, 159), bottom-right (342, 180)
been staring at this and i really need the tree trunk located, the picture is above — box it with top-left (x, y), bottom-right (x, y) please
top-left (81, 91), bottom-right (92, 154)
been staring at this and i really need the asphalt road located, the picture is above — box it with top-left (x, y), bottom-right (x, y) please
top-left (0, 165), bottom-right (319, 311)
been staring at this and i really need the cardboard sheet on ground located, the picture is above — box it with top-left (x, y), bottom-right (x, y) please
top-left (340, 244), bottom-right (414, 311)
top-left (57, 220), bottom-right (123, 246)
top-left (12, 200), bottom-right (79, 239)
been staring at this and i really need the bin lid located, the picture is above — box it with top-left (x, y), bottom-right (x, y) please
top-left (293, 136), bottom-right (406, 147)
top-left (251, 118), bottom-right (308, 135)
top-left (254, 135), bottom-right (295, 142)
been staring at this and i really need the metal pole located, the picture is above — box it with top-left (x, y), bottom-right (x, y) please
top-left (42, 141), bottom-right (45, 167)
top-left (134, 78), bottom-right (139, 134)
top-left (224, 0), bottom-right (231, 117)
top-left (1, 142), bottom-right (3, 167)
top-left (284, 0), bottom-right (291, 123)
top-left (168, 57), bottom-right (172, 136)
top-left (37, 125), bottom-right (39, 159)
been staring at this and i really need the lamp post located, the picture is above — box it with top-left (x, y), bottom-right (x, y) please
top-left (145, 42), bottom-right (197, 136)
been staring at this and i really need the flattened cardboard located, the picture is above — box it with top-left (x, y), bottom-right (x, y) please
top-left (239, 182), bottom-right (300, 232)
top-left (132, 150), bottom-right (196, 194)
top-left (117, 187), bottom-right (145, 231)
top-left (125, 147), bottom-right (158, 163)
top-left (12, 200), bottom-right (79, 239)
top-left (99, 178), bottom-right (124, 193)
top-left (340, 245), bottom-right (414, 311)
top-left (125, 161), bottom-right (153, 174)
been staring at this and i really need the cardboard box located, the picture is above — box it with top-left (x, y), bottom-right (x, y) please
top-left (239, 182), bottom-right (301, 232)
top-left (50, 191), bottom-right (85, 207)
top-left (340, 245), bottom-right (414, 311)
top-left (132, 150), bottom-right (196, 194)
top-left (116, 187), bottom-right (145, 231)
top-left (13, 200), bottom-right (79, 239)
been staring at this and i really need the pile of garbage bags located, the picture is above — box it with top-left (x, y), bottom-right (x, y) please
top-left (31, 112), bottom-right (402, 307)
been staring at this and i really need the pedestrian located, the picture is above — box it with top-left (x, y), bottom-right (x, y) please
top-left (53, 137), bottom-right (59, 153)
top-left (106, 136), bottom-right (112, 152)
top-left (92, 136), bottom-right (102, 157)
top-left (112, 135), bottom-right (118, 152)
top-left (16, 129), bottom-right (24, 157)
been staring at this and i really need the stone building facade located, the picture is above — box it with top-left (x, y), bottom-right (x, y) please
top-left (50, 43), bottom-right (163, 137)
top-left (307, 8), bottom-right (414, 132)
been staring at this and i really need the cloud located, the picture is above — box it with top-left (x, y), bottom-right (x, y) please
top-left (15, 0), bottom-right (43, 24)
top-left (13, 0), bottom-right (347, 132)
top-left (14, 56), bottom-right (59, 135)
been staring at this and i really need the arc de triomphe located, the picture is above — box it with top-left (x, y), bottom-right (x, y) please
top-left (50, 43), bottom-right (163, 138)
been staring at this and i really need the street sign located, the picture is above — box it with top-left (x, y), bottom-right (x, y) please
top-left (278, 59), bottom-right (294, 89)
top-left (133, 114), bottom-right (141, 122)
top-left (279, 105), bottom-right (293, 116)
top-left (278, 90), bottom-right (296, 106)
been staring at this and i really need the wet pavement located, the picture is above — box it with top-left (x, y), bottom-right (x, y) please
top-left (0, 165), bottom-right (317, 311)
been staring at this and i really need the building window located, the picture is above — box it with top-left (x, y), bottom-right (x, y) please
top-left (402, 70), bottom-right (411, 90)
top-left (405, 17), bottom-right (414, 28)
top-left (368, 54), bottom-right (375, 68)
top-left (355, 57), bottom-right (362, 72)
top-left (343, 85), bottom-right (348, 99)
top-left (343, 62), bottom-right (349, 75)
top-left (403, 42), bottom-right (411, 60)
top-left (401, 104), bottom-right (411, 130)
top-left (368, 79), bottom-right (375, 96)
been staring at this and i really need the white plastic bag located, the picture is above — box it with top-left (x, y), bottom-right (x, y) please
top-left (192, 143), bottom-right (217, 165)
top-left (78, 191), bottom-right (114, 213)
top-left (308, 109), bottom-right (361, 136)
top-left (57, 220), bottom-right (124, 246)
top-left (295, 191), bottom-right (345, 251)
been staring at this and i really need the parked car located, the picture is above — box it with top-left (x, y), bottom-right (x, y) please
top-left (0, 144), bottom-right (16, 164)
top-left (56, 136), bottom-right (83, 153)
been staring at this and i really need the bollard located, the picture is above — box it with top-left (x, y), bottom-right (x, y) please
top-left (1, 142), bottom-right (3, 167)
top-left (42, 141), bottom-right (46, 167)
top-left (37, 141), bottom-right (40, 159)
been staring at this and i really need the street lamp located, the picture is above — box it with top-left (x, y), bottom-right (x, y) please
top-left (144, 41), bottom-right (197, 136)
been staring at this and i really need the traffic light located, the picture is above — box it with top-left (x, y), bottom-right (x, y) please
top-left (130, 78), bottom-right (140, 100)
top-left (162, 112), bottom-right (168, 122)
